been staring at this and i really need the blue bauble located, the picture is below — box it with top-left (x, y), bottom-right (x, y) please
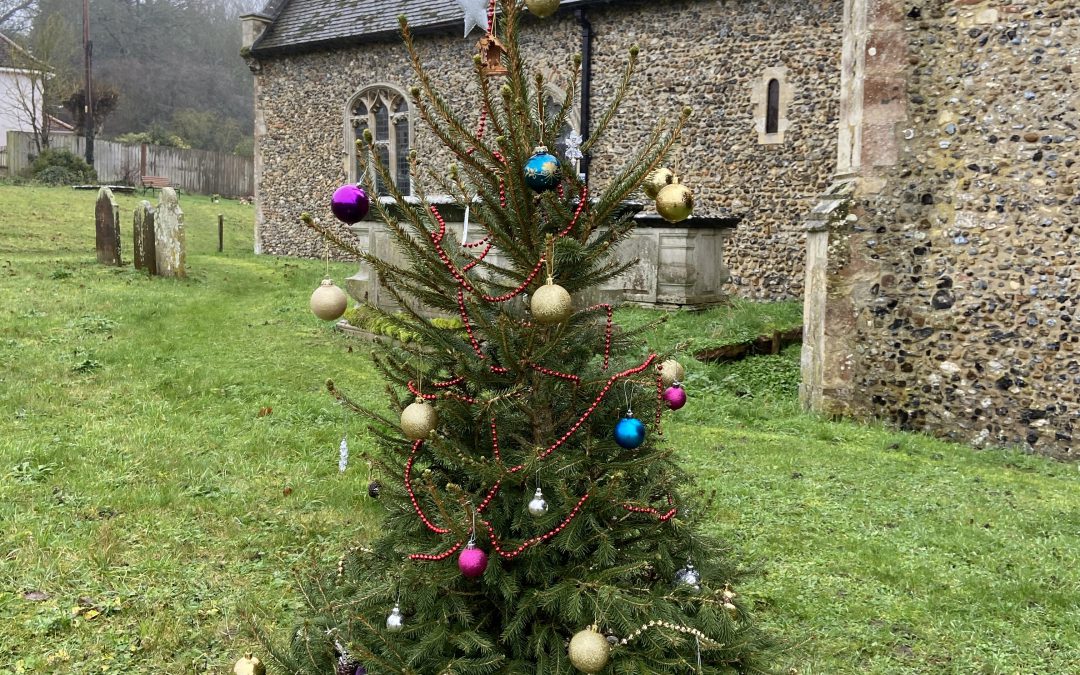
top-left (614, 416), bottom-right (646, 449)
top-left (524, 147), bottom-right (562, 192)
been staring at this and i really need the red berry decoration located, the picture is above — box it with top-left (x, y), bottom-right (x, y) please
top-left (330, 184), bottom-right (370, 224)
top-left (663, 384), bottom-right (687, 410)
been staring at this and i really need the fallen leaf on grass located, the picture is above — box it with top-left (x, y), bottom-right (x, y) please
top-left (23, 590), bottom-right (50, 601)
top-left (258, 407), bottom-right (273, 417)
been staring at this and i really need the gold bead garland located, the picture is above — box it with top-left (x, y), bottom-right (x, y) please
top-left (616, 620), bottom-right (725, 649)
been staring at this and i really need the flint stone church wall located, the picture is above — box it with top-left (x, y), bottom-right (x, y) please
top-left (836, 0), bottom-right (1080, 458)
top-left (250, 0), bottom-right (843, 301)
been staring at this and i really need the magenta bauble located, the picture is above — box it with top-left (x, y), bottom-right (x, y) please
top-left (330, 184), bottom-right (370, 224)
top-left (458, 544), bottom-right (488, 578)
top-left (663, 385), bottom-right (687, 410)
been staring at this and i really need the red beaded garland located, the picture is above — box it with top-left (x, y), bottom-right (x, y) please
top-left (462, 241), bottom-right (494, 272)
top-left (458, 288), bottom-right (486, 358)
top-left (556, 186), bottom-right (588, 238)
top-left (481, 493), bottom-right (590, 559)
top-left (407, 381), bottom-right (438, 401)
top-left (622, 503), bottom-right (678, 522)
top-left (585, 303), bottom-right (613, 370)
top-left (404, 441), bottom-right (451, 535)
top-left (409, 540), bottom-right (463, 562)
top-left (527, 362), bottom-right (581, 384)
top-left (535, 354), bottom-right (658, 461)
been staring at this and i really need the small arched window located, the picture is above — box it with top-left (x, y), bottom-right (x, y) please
top-left (347, 85), bottom-right (411, 196)
top-left (765, 79), bottom-right (781, 135)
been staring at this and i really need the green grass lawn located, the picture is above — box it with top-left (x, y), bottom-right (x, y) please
top-left (1, 184), bottom-right (1078, 674)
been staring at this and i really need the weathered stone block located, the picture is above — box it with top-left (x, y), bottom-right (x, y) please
top-left (133, 201), bottom-right (157, 274)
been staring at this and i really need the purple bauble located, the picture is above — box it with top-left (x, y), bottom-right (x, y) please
top-left (663, 385), bottom-right (687, 410)
top-left (458, 544), bottom-right (489, 579)
top-left (354, 666), bottom-right (368, 675)
top-left (330, 184), bottom-right (370, 224)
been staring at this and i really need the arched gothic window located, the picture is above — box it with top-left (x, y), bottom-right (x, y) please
top-left (347, 85), bottom-right (411, 196)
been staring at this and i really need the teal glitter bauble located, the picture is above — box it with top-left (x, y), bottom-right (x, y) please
top-left (614, 416), bottom-right (646, 449)
top-left (524, 146), bottom-right (562, 192)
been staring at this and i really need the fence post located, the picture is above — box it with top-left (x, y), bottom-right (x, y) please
top-left (218, 214), bottom-right (224, 253)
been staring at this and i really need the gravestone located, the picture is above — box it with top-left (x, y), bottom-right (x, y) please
top-left (154, 188), bottom-right (186, 278)
top-left (133, 201), bottom-right (157, 274)
top-left (95, 187), bottom-right (121, 266)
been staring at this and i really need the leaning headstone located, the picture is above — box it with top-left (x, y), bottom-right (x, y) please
top-left (133, 201), bottom-right (157, 274)
top-left (154, 188), bottom-right (186, 279)
top-left (95, 187), bottom-right (121, 266)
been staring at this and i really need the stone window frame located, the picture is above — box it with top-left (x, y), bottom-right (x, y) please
top-left (752, 67), bottom-right (792, 145)
top-left (345, 83), bottom-right (413, 196)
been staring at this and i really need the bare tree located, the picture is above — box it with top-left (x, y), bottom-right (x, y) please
top-left (0, 0), bottom-right (36, 32)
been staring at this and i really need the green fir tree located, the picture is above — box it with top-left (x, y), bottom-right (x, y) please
top-left (260, 2), bottom-right (773, 672)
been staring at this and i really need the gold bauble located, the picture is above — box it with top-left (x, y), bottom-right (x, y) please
top-left (310, 278), bottom-right (348, 321)
top-left (233, 653), bottom-right (266, 675)
top-left (655, 180), bottom-right (694, 223)
top-left (568, 628), bottom-right (610, 673)
top-left (531, 277), bottom-right (573, 325)
top-left (401, 398), bottom-right (439, 440)
top-left (659, 359), bottom-right (685, 387)
top-left (643, 167), bottom-right (675, 199)
top-left (525, 0), bottom-right (561, 18)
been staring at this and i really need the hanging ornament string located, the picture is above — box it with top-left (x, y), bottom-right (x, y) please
top-left (324, 237), bottom-right (331, 277)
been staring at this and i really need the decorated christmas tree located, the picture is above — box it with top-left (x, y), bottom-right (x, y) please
top-left (259, 1), bottom-right (772, 672)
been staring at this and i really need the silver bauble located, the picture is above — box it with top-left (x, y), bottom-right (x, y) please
top-left (386, 604), bottom-right (404, 632)
top-left (676, 563), bottom-right (702, 593)
top-left (568, 628), bottom-right (610, 673)
top-left (531, 277), bottom-right (573, 325)
top-left (527, 487), bottom-right (549, 517)
top-left (310, 278), bottom-right (348, 321)
top-left (400, 398), bottom-right (438, 440)
top-left (659, 359), bottom-right (685, 387)
top-left (643, 167), bottom-right (675, 199)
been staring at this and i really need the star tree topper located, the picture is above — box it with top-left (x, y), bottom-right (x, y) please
top-left (454, 0), bottom-right (490, 37)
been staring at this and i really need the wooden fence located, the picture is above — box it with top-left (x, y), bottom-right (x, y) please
top-left (3, 131), bottom-right (254, 196)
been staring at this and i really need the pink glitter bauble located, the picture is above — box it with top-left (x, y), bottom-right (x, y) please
top-left (458, 545), bottom-right (488, 579)
top-left (330, 184), bottom-right (370, 224)
top-left (663, 385), bottom-right (687, 410)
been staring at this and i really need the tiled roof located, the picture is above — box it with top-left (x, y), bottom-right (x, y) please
top-left (252, 0), bottom-right (609, 54)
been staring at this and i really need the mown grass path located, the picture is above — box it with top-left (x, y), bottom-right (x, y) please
top-left (1, 186), bottom-right (1077, 674)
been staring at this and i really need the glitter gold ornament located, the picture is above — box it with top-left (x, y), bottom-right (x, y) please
top-left (643, 167), bottom-right (675, 199)
top-left (659, 359), bottom-right (685, 387)
top-left (233, 653), bottom-right (266, 675)
top-left (400, 398), bottom-right (438, 440)
top-left (568, 627), bottom-right (610, 673)
top-left (530, 276), bottom-right (573, 325)
top-left (525, 0), bottom-right (561, 18)
top-left (655, 179), bottom-right (694, 223)
top-left (310, 278), bottom-right (348, 321)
